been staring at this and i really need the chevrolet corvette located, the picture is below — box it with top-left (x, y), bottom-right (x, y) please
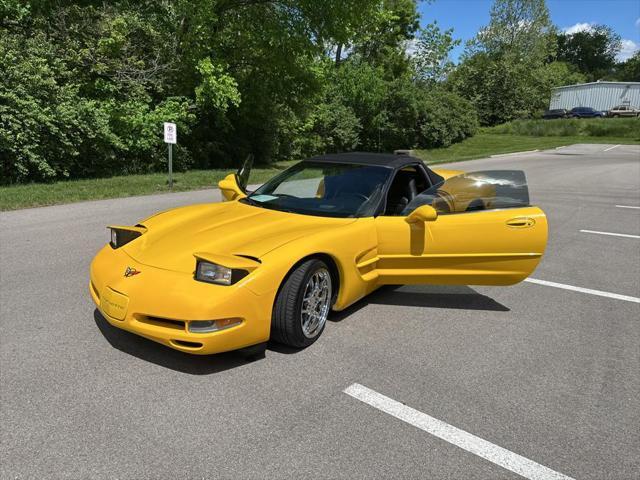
top-left (90, 152), bottom-right (547, 355)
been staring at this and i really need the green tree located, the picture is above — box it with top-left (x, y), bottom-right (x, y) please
top-left (329, 60), bottom-right (389, 150)
top-left (556, 25), bottom-right (621, 81)
top-left (0, 4), bottom-right (197, 182)
top-left (1, 0), bottom-right (385, 182)
top-left (412, 21), bottom-right (461, 83)
top-left (466, 0), bottom-right (555, 62)
top-left (1, 0), bottom-right (482, 183)
top-left (450, 0), bottom-right (558, 125)
top-left (293, 98), bottom-right (361, 158)
top-left (326, 0), bottom-right (474, 152)
top-left (344, 0), bottom-right (421, 78)
top-left (614, 51), bottom-right (640, 82)
top-left (538, 60), bottom-right (585, 91)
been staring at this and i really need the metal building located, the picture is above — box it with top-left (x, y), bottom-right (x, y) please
top-left (549, 81), bottom-right (640, 111)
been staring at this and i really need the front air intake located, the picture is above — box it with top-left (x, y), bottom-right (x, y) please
top-left (170, 340), bottom-right (203, 349)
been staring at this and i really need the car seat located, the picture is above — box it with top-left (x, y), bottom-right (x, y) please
top-left (386, 172), bottom-right (418, 215)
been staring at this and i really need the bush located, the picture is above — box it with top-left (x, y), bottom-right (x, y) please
top-left (582, 118), bottom-right (640, 138)
top-left (417, 90), bottom-right (479, 148)
top-left (0, 31), bottom-right (195, 184)
top-left (371, 80), bottom-right (478, 151)
top-left (487, 118), bottom-right (639, 139)
top-left (293, 100), bottom-right (361, 158)
top-left (448, 52), bottom-right (587, 127)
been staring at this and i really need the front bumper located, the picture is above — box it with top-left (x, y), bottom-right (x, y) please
top-left (89, 245), bottom-right (272, 355)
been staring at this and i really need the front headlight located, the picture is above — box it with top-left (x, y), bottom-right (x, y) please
top-left (195, 261), bottom-right (248, 285)
top-left (196, 261), bottom-right (232, 285)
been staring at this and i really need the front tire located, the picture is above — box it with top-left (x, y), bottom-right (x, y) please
top-left (271, 259), bottom-right (333, 348)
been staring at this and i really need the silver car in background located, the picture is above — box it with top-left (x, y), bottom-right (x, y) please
top-left (607, 105), bottom-right (640, 117)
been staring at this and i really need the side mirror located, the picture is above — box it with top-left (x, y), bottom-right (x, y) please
top-left (218, 173), bottom-right (247, 202)
top-left (405, 205), bottom-right (438, 224)
top-left (218, 154), bottom-right (253, 201)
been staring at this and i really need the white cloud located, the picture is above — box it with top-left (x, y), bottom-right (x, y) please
top-left (635, 17), bottom-right (640, 28)
top-left (563, 22), bottom-right (594, 35)
top-left (617, 39), bottom-right (640, 61)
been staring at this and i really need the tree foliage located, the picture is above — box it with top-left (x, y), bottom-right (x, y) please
top-left (412, 22), bottom-right (461, 83)
top-left (556, 25), bottom-right (621, 81)
top-left (0, 0), bottom-right (630, 183)
top-left (1, 0), bottom-right (481, 183)
top-left (448, 0), bottom-right (586, 125)
top-left (614, 52), bottom-right (640, 82)
top-left (466, 0), bottom-right (555, 62)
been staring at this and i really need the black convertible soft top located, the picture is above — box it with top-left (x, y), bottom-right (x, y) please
top-left (304, 152), bottom-right (423, 169)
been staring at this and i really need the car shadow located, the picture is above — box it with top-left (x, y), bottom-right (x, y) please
top-left (94, 285), bottom-right (509, 368)
top-left (94, 310), bottom-right (252, 375)
top-left (329, 284), bottom-right (509, 322)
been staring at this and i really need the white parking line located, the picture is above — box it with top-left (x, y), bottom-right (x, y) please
top-left (344, 383), bottom-right (575, 480)
top-left (525, 278), bottom-right (640, 303)
top-left (580, 229), bottom-right (640, 239)
top-left (616, 205), bottom-right (640, 209)
top-left (603, 144), bottom-right (620, 152)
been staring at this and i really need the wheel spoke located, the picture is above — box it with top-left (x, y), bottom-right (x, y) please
top-left (300, 268), bottom-right (332, 339)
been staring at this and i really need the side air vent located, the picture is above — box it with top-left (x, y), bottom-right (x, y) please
top-left (234, 254), bottom-right (262, 264)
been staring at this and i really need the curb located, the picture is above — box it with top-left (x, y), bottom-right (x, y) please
top-left (490, 149), bottom-right (540, 158)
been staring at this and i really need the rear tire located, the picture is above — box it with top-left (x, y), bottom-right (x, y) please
top-left (271, 259), bottom-right (332, 348)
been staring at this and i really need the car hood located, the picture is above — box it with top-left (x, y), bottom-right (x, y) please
top-left (123, 201), bottom-right (356, 273)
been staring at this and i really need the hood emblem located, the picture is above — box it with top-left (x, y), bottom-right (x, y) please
top-left (124, 266), bottom-right (141, 277)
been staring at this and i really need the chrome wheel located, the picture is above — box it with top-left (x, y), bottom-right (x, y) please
top-left (300, 268), bottom-right (332, 338)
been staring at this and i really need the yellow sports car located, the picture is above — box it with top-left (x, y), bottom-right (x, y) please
top-left (90, 153), bottom-right (547, 356)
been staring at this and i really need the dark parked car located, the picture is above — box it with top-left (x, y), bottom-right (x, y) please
top-left (569, 107), bottom-right (604, 118)
top-left (542, 109), bottom-right (569, 119)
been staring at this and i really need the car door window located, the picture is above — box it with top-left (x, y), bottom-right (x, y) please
top-left (402, 170), bottom-right (530, 215)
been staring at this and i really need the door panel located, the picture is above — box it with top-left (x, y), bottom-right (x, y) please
top-left (373, 207), bottom-right (547, 286)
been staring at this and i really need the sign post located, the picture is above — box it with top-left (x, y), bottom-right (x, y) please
top-left (163, 122), bottom-right (177, 189)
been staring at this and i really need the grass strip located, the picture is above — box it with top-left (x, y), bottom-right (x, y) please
top-left (2, 134), bottom-right (638, 211)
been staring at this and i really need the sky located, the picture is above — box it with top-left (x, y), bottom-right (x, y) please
top-left (418, 0), bottom-right (640, 62)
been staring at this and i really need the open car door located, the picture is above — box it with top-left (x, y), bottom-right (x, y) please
top-left (219, 155), bottom-right (253, 201)
top-left (373, 170), bottom-right (548, 286)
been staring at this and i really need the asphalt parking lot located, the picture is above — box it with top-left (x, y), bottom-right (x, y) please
top-left (1, 143), bottom-right (639, 479)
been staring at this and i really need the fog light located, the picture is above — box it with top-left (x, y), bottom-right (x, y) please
top-left (188, 318), bottom-right (242, 333)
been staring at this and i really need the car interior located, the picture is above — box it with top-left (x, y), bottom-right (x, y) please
top-left (384, 165), bottom-right (430, 215)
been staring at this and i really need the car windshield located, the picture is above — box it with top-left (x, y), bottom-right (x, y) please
top-left (242, 161), bottom-right (391, 218)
